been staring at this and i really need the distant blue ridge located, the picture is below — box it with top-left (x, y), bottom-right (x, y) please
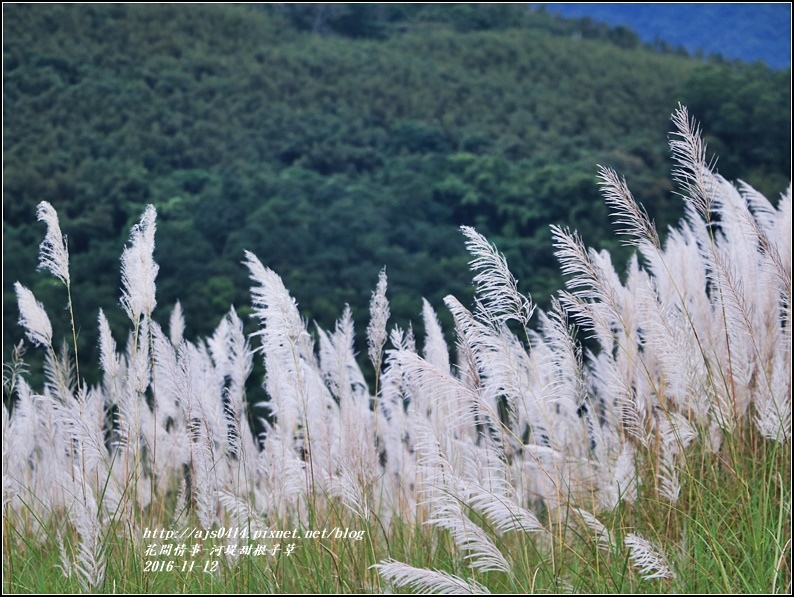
top-left (533, 3), bottom-right (791, 70)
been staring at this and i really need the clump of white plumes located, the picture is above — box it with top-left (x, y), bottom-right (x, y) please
top-left (4, 107), bottom-right (789, 593)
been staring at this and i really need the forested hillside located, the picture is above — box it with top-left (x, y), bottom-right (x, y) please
top-left (3, 3), bottom-right (790, 385)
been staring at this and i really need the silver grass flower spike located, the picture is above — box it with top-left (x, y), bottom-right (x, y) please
top-left (169, 300), bottom-right (185, 347)
top-left (97, 309), bottom-right (119, 381)
top-left (69, 480), bottom-right (107, 591)
top-left (461, 225), bottom-right (534, 327)
top-left (422, 298), bottom-right (451, 372)
top-left (624, 532), bottom-right (676, 581)
top-left (573, 507), bottom-right (613, 552)
top-left (374, 558), bottom-right (491, 594)
top-left (367, 267), bottom-right (390, 371)
top-left (244, 250), bottom-right (305, 341)
top-left (14, 282), bottom-right (53, 347)
top-left (36, 201), bottom-right (70, 285)
top-left (120, 204), bottom-right (159, 322)
top-left (467, 482), bottom-right (545, 535)
top-left (597, 165), bottom-right (660, 249)
top-left (670, 103), bottom-right (718, 219)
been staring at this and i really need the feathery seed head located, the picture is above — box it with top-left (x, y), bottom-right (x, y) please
top-left (169, 300), bottom-right (185, 347)
top-left (36, 201), bottom-right (71, 285)
top-left (120, 205), bottom-right (159, 322)
top-left (625, 533), bottom-right (676, 580)
top-left (670, 103), bottom-right (718, 219)
top-left (598, 165), bottom-right (660, 249)
top-left (461, 225), bottom-right (535, 327)
top-left (97, 309), bottom-right (119, 380)
top-left (367, 267), bottom-right (390, 369)
top-left (14, 282), bottom-right (53, 347)
top-left (244, 250), bottom-right (306, 341)
top-left (374, 558), bottom-right (491, 594)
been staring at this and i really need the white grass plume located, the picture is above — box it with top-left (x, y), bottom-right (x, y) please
top-left (120, 204), bottom-right (158, 322)
top-left (754, 349), bottom-right (792, 442)
top-left (625, 532), bottom-right (676, 581)
top-left (245, 250), bottom-right (344, 495)
top-left (336, 464), bottom-right (373, 520)
top-left (149, 321), bottom-right (183, 429)
top-left (14, 283), bottom-right (53, 348)
top-left (461, 225), bottom-right (534, 327)
top-left (467, 481), bottom-right (544, 535)
top-left (169, 300), bottom-right (185, 347)
top-left (656, 440), bottom-right (681, 503)
top-left (412, 420), bottom-right (512, 576)
top-left (256, 423), bottom-right (307, 519)
top-left (56, 532), bottom-right (74, 581)
top-left (244, 250), bottom-right (305, 342)
top-left (670, 103), bottom-right (718, 219)
top-left (65, 476), bottom-right (107, 592)
top-left (427, 498), bottom-right (512, 574)
top-left (44, 340), bottom-right (75, 403)
top-left (422, 298), bottom-right (450, 373)
top-left (97, 309), bottom-right (119, 381)
top-left (374, 558), bottom-right (491, 594)
top-left (598, 165), bottom-right (660, 249)
top-left (218, 488), bottom-right (267, 533)
top-left (36, 201), bottom-right (70, 285)
top-left (572, 507), bottom-right (613, 552)
top-left (244, 251), bottom-right (306, 433)
top-left (318, 304), bottom-right (368, 405)
top-left (190, 419), bottom-right (219, 531)
top-left (222, 308), bottom-right (254, 446)
top-left (537, 300), bottom-right (585, 413)
top-left (367, 267), bottom-right (390, 373)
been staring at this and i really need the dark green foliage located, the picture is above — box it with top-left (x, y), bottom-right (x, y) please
top-left (3, 4), bottom-right (790, 385)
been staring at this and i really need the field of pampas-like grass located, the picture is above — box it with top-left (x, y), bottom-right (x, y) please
top-left (3, 106), bottom-right (790, 593)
